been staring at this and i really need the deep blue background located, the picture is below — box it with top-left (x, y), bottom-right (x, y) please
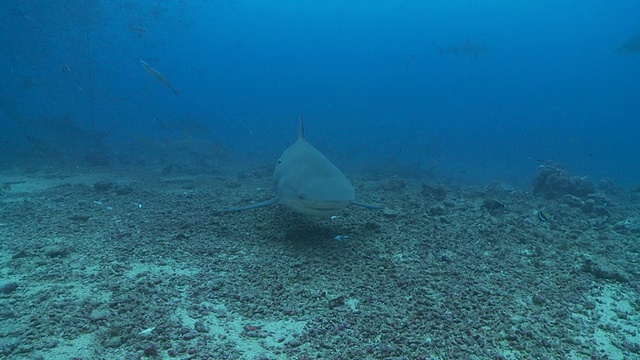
top-left (1, 0), bottom-right (639, 186)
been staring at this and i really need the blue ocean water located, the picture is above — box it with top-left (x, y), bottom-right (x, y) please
top-left (1, 0), bottom-right (639, 187)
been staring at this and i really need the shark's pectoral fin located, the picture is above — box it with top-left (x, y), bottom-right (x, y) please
top-left (352, 201), bottom-right (383, 209)
top-left (225, 197), bottom-right (279, 212)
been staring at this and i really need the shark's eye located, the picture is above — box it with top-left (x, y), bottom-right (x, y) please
top-left (277, 159), bottom-right (282, 164)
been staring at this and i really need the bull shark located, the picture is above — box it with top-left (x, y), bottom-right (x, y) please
top-left (433, 38), bottom-right (490, 57)
top-left (226, 118), bottom-right (380, 217)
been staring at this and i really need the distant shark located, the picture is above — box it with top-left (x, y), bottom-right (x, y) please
top-left (226, 118), bottom-right (380, 217)
top-left (433, 38), bottom-right (490, 57)
top-left (614, 34), bottom-right (640, 54)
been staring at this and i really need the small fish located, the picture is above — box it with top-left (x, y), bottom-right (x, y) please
top-left (334, 235), bottom-right (350, 241)
top-left (139, 60), bottom-right (181, 96)
top-left (533, 209), bottom-right (550, 223)
top-left (130, 25), bottom-right (147, 37)
top-left (61, 64), bottom-right (71, 73)
top-left (432, 38), bottom-right (490, 57)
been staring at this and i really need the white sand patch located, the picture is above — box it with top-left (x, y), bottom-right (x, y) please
top-left (571, 283), bottom-right (640, 360)
top-left (592, 284), bottom-right (639, 359)
top-left (171, 302), bottom-right (306, 359)
top-left (35, 333), bottom-right (97, 359)
top-left (124, 262), bottom-right (200, 278)
top-left (0, 173), bottom-right (116, 193)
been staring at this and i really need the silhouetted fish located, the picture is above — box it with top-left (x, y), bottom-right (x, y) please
top-left (433, 38), bottom-right (490, 57)
top-left (614, 34), bottom-right (640, 54)
top-left (139, 60), bottom-right (180, 96)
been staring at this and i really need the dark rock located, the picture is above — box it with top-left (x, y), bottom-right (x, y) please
top-left (429, 205), bottom-right (445, 216)
top-left (93, 181), bottom-right (114, 192)
top-left (286, 338), bottom-right (302, 347)
top-left (115, 185), bottom-right (133, 195)
top-left (532, 162), bottom-right (595, 199)
top-left (0, 282), bottom-right (18, 294)
top-left (483, 199), bottom-right (505, 212)
top-left (43, 244), bottom-right (69, 258)
top-left (143, 347), bottom-right (158, 356)
top-left (440, 253), bottom-right (453, 263)
top-left (194, 321), bottom-right (209, 333)
top-left (421, 184), bottom-right (447, 201)
top-left (379, 176), bottom-right (407, 191)
top-left (328, 295), bottom-right (345, 309)
top-left (531, 293), bottom-right (546, 305)
top-left (11, 250), bottom-right (30, 259)
top-left (362, 222), bottom-right (381, 233)
top-left (182, 330), bottom-right (198, 340)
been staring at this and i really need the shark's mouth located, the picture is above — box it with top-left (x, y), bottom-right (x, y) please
top-left (286, 198), bottom-right (351, 216)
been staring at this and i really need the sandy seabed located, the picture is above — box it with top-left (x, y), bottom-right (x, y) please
top-left (0, 167), bottom-right (639, 360)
